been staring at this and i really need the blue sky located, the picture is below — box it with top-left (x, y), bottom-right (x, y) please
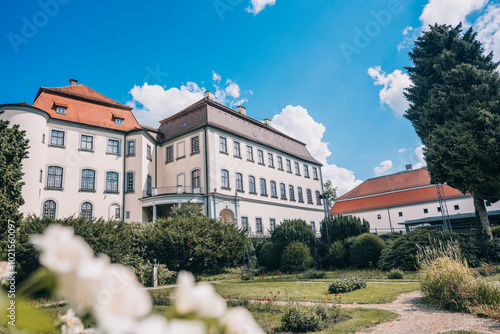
top-left (2, 0), bottom-right (499, 194)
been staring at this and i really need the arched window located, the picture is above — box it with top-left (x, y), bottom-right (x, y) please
top-left (298, 187), bottom-right (304, 203)
top-left (306, 189), bottom-right (313, 204)
top-left (289, 185), bottom-right (295, 201)
top-left (280, 183), bottom-right (286, 200)
top-left (126, 172), bottom-right (134, 192)
top-left (235, 173), bottom-right (243, 191)
top-left (248, 176), bottom-right (256, 193)
top-left (43, 200), bottom-right (56, 218)
top-left (221, 169), bottom-right (229, 188)
top-left (81, 169), bottom-right (95, 190)
top-left (81, 202), bottom-right (92, 219)
top-left (260, 178), bottom-right (267, 195)
top-left (192, 169), bottom-right (200, 190)
top-left (270, 181), bottom-right (277, 197)
top-left (316, 190), bottom-right (322, 205)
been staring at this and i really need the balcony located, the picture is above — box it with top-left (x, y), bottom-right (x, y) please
top-left (142, 186), bottom-right (204, 198)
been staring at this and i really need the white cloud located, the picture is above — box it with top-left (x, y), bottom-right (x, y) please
top-left (367, 66), bottom-right (412, 116)
top-left (212, 71), bottom-right (221, 83)
top-left (225, 79), bottom-right (241, 99)
top-left (270, 105), bottom-right (362, 195)
top-left (419, 0), bottom-right (487, 29)
top-left (397, 148), bottom-right (408, 153)
top-left (246, 0), bottom-right (276, 15)
top-left (128, 82), bottom-right (205, 127)
top-left (402, 26), bottom-right (413, 36)
top-left (374, 160), bottom-right (394, 176)
top-left (414, 145), bottom-right (427, 169)
top-left (474, 3), bottom-right (500, 62)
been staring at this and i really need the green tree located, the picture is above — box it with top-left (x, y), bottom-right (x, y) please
top-left (349, 233), bottom-right (385, 268)
top-left (323, 180), bottom-right (337, 209)
top-left (404, 24), bottom-right (500, 239)
top-left (0, 111), bottom-right (29, 257)
top-left (320, 215), bottom-right (369, 244)
top-left (270, 219), bottom-right (317, 262)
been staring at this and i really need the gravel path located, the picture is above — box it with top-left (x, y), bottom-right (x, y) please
top-left (351, 291), bottom-right (500, 334)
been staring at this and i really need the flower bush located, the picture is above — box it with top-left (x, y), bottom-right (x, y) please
top-left (18, 224), bottom-right (263, 334)
top-left (328, 276), bottom-right (367, 294)
top-left (387, 269), bottom-right (404, 279)
top-left (280, 304), bottom-right (339, 332)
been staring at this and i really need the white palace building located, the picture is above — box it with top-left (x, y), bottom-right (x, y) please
top-left (1, 79), bottom-right (326, 235)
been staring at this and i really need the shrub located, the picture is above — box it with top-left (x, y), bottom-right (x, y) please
top-left (280, 241), bottom-right (314, 272)
top-left (349, 233), bottom-right (385, 268)
top-left (143, 215), bottom-right (247, 274)
top-left (328, 276), bottom-right (366, 293)
top-left (378, 229), bottom-right (478, 271)
top-left (271, 220), bottom-right (317, 262)
top-left (258, 241), bottom-right (280, 270)
top-left (328, 241), bottom-right (349, 269)
top-left (320, 215), bottom-right (369, 243)
top-left (128, 258), bottom-right (177, 287)
top-left (301, 270), bottom-right (327, 279)
top-left (387, 269), bottom-right (404, 279)
top-left (280, 304), bottom-right (338, 332)
top-left (492, 226), bottom-right (500, 239)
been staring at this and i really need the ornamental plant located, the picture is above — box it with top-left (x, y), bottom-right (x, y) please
top-left (328, 276), bottom-right (367, 294)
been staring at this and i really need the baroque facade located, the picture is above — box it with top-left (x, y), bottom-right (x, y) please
top-left (1, 79), bottom-right (326, 235)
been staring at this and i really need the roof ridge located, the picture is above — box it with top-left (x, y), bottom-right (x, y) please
top-left (40, 85), bottom-right (131, 110)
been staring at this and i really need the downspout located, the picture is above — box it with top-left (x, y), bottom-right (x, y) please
top-left (319, 164), bottom-right (329, 243)
top-left (155, 135), bottom-right (158, 188)
top-left (122, 132), bottom-right (127, 223)
top-left (387, 207), bottom-right (393, 232)
top-left (204, 127), bottom-right (211, 217)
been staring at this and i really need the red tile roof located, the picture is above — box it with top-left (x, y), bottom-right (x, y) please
top-left (32, 84), bottom-right (142, 131)
top-left (330, 168), bottom-right (467, 215)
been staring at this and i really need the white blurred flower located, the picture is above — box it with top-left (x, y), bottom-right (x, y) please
top-left (93, 264), bottom-right (152, 334)
top-left (221, 307), bottom-right (264, 334)
top-left (31, 225), bottom-right (94, 273)
top-left (168, 319), bottom-right (206, 334)
top-left (135, 315), bottom-right (170, 334)
top-left (174, 271), bottom-right (226, 319)
top-left (60, 309), bottom-right (84, 334)
top-left (0, 261), bottom-right (14, 283)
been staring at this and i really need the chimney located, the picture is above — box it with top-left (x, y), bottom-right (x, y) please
top-left (69, 78), bottom-right (78, 86)
top-left (263, 118), bottom-right (271, 126)
top-left (405, 164), bottom-right (413, 170)
top-left (237, 106), bottom-right (246, 115)
top-left (204, 90), bottom-right (215, 101)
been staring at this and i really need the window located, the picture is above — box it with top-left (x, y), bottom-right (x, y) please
top-left (260, 178), bottom-right (267, 195)
top-left (50, 130), bottom-right (64, 146)
top-left (313, 167), bottom-right (318, 180)
top-left (247, 146), bottom-right (254, 161)
top-left (106, 172), bottom-right (119, 192)
top-left (219, 137), bottom-right (227, 153)
top-left (127, 140), bottom-right (135, 156)
top-left (81, 135), bottom-right (93, 151)
top-left (242, 217), bottom-right (249, 230)
top-left (289, 185), bottom-right (295, 201)
top-left (316, 191), bottom-right (322, 205)
top-left (437, 207), bottom-right (442, 212)
top-left (280, 183), bottom-right (286, 200)
top-left (286, 159), bottom-right (292, 173)
top-left (42, 133), bottom-right (45, 144)
top-left (56, 106), bottom-right (66, 115)
top-left (270, 181), bottom-right (277, 197)
top-left (81, 169), bottom-right (95, 191)
top-left (298, 187), bottom-right (304, 203)
top-left (311, 221), bottom-right (316, 233)
top-left (115, 118), bottom-right (124, 125)
top-left (146, 145), bottom-right (152, 160)
top-left (233, 141), bottom-right (241, 157)
top-left (39, 169), bottom-right (43, 183)
top-left (257, 150), bottom-right (264, 164)
top-left (47, 166), bottom-right (63, 188)
top-left (43, 200), bottom-right (56, 218)
top-left (486, 201), bottom-right (492, 207)
top-left (277, 156), bottom-right (283, 170)
top-left (295, 162), bottom-right (301, 175)
top-left (454, 204), bottom-right (460, 210)
top-left (306, 189), bottom-right (313, 204)
top-left (126, 172), bottom-right (134, 192)
top-left (146, 175), bottom-right (152, 196)
top-left (377, 214), bottom-right (382, 219)
top-left (304, 165), bottom-right (310, 178)
top-left (166, 145), bottom-right (174, 163)
top-left (398, 211), bottom-right (403, 217)
top-left (81, 202), bottom-right (92, 219)
top-left (191, 136), bottom-right (200, 154)
top-left (249, 176), bottom-right (256, 193)
top-left (235, 173), bottom-right (243, 191)
top-left (268, 153), bottom-right (274, 167)
top-left (126, 211), bottom-right (130, 219)
top-left (108, 139), bottom-right (120, 155)
top-left (423, 208), bottom-right (428, 214)
top-left (269, 219), bottom-right (276, 231)
top-left (192, 169), bottom-right (200, 189)
top-left (115, 207), bottom-right (121, 219)
top-left (221, 169), bottom-right (229, 188)
top-left (256, 218), bottom-right (263, 234)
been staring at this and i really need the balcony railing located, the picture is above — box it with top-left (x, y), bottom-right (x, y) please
top-left (142, 186), bottom-right (204, 198)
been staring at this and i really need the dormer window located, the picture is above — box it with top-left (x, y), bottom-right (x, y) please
top-left (56, 106), bottom-right (67, 115)
top-left (115, 118), bottom-right (124, 125)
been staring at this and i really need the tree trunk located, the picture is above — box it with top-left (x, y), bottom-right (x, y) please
top-left (472, 192), bottom-right (493, 240)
